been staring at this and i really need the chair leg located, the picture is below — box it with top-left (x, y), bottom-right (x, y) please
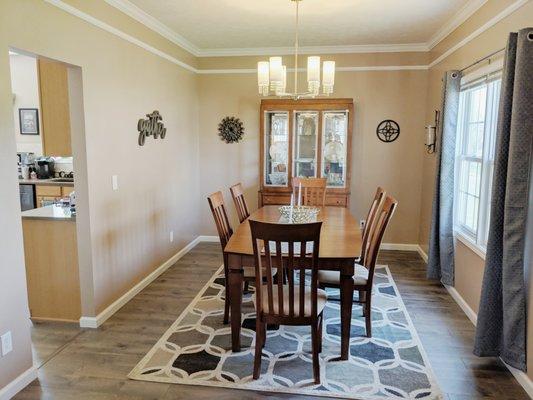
top-left (359, 290), bottom-right (366, 316)
top-left (365, 297), bottom-right (372, 338)
top-left (262, 323), bottom-right (267, 348)
top-left (223, 289), bottom-right (230, 324)
top-left (253, 320), bottom-right (264, 380)
top-left (311, 320), bottom-right (321, 384)
top-left (318, 314), bottom-right (323, 353)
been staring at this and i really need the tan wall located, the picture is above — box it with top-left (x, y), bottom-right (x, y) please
top-left (198, 69), bottom-right (428, 244)
top-left (0, 0), bottom-right (200, 388)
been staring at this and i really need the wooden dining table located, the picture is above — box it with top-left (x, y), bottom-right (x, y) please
top-left (224, 205), bottom-right (361, 360)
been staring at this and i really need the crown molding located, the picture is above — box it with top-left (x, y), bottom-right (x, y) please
top-left (427, 0), bottom-right (488, 49)
top-left (44, 0), bottom-right (197, 72)
top-left (196, 43), bottom-right (429, 57)
top-left (428, 0), bottom-right (529, 68)
top-left (197, 65), bottom-right (429, 74)
top-left (103, 0), bottom-right (201, 56)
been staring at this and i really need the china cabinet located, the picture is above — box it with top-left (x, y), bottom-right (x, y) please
top-left (259, 98), bottom-right (353, 207)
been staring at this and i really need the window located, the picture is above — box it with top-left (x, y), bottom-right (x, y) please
top-left (455, 76), bottom-right (501, 250)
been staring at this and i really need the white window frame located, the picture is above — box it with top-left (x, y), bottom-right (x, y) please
top-left (453, 69), bottom-right (502, 256)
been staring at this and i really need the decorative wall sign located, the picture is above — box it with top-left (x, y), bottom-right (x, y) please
top-left (376, 120), bottom-right (400, 143)
top-left (19, 108), bottom-right (39, 135)
top-left (138, 111), bottom-right (167, 146)
top-left (218, 116), bottom-right (244, 143)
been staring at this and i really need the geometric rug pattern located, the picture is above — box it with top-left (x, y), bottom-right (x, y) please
top-left (129, 265), bottom-right (443, 399)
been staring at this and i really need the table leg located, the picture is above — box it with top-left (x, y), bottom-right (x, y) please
top-left (229, 266), bottom-right (244, 352)
top-left (340, 272), bottom-right (354, 360)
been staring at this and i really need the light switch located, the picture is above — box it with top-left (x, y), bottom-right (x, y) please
top-left (112, 175), bottom-right (118, 191)
top-left (1, 331), bottom-right (13, 356)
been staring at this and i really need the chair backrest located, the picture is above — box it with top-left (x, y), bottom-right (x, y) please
top-left (360, 187), bottom-right (386, 263)
top-left (229, 183), bottom-right (250, 223)
top-left (250, 220), bottom-right (322, 319)
top-left (362, 195), bottom-right (398, 286)
top-left (207, 191), bottom-right (233, 250)
top-left (293, 177), bottom-right (327, 207)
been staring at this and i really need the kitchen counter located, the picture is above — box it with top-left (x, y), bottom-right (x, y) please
top-left (21, 204), bottom-right (75, 220)
top-left (19, 178), bottom-right (74, 187)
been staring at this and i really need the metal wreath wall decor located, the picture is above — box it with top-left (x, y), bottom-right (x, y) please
top-left (138, 110), bottom-right (167, 146)
top-left (218, 116), bottom-right (244, 143)
top-left (376, 119), bottom-right (400, 143)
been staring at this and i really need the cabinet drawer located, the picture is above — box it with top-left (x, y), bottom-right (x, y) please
top-left (36, 185), bottom-right (62, 197)
top-left (262, 194), bottom-right (291, 205)
top-left (61, 186), bottom-right (73, 196)
top-left (326, 195), bottom-right (347, 207)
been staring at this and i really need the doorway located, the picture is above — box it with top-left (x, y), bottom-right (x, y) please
top-left (9, 48), bottom-right (90, 367)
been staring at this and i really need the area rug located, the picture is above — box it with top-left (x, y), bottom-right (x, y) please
top-left (129, 265), bottom-right (443, 399)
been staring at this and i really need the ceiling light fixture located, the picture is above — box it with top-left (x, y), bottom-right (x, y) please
top-left (257, 0), bottom-right (335, 99)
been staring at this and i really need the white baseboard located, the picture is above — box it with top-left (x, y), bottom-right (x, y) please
top-left (0, 366), bottom-right (37, 400)
top-left (444, 284), bottom-right (478, 326)
top-left (506, 364), bottom-right (533, 398)
top-left (416, 245), bottom-right (428, 263)
top-left (196, 235), bottom-right (219, 243)
top-left (380, 243), bottom-right (420, 251)
top-left (79, 236), bottom-right (202, 328)
top-left (444, 284), bottom-right (533, 397)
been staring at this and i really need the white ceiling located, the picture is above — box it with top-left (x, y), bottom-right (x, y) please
top-left (108, 0), bottom-right (486, 55)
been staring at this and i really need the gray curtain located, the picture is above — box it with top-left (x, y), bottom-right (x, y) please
top-left (427, 70), bottom-right (462, 286)
top-left (474, 28), bottom-right (533, 372)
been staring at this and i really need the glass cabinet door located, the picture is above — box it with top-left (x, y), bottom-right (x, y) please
top-left (264, 111), bottom-right (289, 186)
top-left (293, 111), bottom-right (318, 178)
top-left (321, 111), bottom-right (348, 187)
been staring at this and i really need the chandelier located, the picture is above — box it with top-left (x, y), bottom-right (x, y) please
top-left (257, 0), bottom-right (335, 99)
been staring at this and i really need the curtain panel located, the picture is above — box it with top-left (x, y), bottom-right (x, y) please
top-left (427, 70), bottom-right (462, 286)
top-left (474, 28), bottom-right (533, 372)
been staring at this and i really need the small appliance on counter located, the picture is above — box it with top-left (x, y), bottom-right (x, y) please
top-left (35, 157), bottom-right (55, 179)
top-left (17, 152), bottom-right (35, 180)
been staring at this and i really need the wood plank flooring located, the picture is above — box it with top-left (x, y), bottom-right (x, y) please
top-left (15, 243), bottom-right (529, 399)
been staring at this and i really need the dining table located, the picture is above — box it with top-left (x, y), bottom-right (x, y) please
top-left (224, 205), bottom-right (361, 360)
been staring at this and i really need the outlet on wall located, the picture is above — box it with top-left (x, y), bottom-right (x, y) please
top-left (1, 331), bottom-right (13, 356)
top-left (169, 230), bottom-right (174, 243)
top-left (360, 219), bottom-right (366, 229)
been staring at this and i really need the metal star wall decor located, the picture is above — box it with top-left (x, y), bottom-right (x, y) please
top-left (376, 120), bottom-right (400, 143)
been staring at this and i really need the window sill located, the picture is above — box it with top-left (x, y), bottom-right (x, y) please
top-left (454, 231), bottom-right (486, 260)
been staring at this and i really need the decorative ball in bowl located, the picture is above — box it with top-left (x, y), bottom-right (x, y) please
top-left (278, 205), bottom-right (320, 223)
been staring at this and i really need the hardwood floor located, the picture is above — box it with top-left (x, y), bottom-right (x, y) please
top-left (15, 243), bottom-right (529, 399)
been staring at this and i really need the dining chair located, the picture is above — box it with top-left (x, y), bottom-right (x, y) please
top-left (318, 195), bottom-right (397, 337)
top-left (360, 187), bottom-right (386, 265)
top-left (250, 220), bottom-right (325, 384)
top-left (293, 177), bottom-right (327, 207)
top-left (208, 191), bottom-right (260, 324)
top-left (229, 183), bottom-right (250, 223)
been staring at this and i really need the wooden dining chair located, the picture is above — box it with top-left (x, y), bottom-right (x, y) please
top-left (229, 183), bottom-right (250, 223)
top-left (250, 220), bottom-right (325, 384)
top-left (360, 187), bottom-right (386, 265)
top-left (318, 195), bottom-right (397, 338)
top-left (293, 177), bottom-right (327, 207)
top-left (208, 191), bottom-right (259, 324)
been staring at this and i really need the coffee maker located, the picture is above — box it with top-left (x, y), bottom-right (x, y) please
top-left (36, 157), bottom-right (55, 179)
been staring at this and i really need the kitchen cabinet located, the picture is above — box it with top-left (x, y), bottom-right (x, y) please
top-left (38, 58), bottom-right (72, 156)
top-left (35, 184), bottom-right (73, 207)
top-left (259, 98), bottom-right (353, 207)
top-left (21, 206), bottom-right (80, 322)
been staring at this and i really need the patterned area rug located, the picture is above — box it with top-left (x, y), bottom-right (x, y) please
top-left (129, 266), bottom-right (443, 399)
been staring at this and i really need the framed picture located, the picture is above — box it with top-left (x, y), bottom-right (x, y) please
top-left (19, 108), bottom-right (39, 135)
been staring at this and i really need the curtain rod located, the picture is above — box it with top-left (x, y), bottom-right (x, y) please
top-left (460, 47), bottom-right (506, 73)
